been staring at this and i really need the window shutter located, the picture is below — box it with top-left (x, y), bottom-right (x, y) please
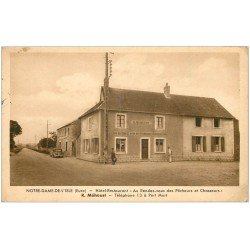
top-left (221, 137), bottom-right (225, 152)
top-left (203, 136), bottom-right (206, 152)
top-left (192, 136), bottom-right (196, 152)
top-left (211, 137), bottom-right (215, 152)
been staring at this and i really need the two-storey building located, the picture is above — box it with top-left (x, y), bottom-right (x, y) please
top-left (57, 119), bottom-right (81, 157)
top-left (76, 82), bottom-right (239, 163)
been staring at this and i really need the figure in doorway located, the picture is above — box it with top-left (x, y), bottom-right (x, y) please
top-left (168, 146), bottom-right (172, 163)
top-left (111, 148), bottom-right (117, 165)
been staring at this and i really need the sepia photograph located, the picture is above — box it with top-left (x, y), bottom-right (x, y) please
top-left (1, 47), bottom-right (248, 201)
top-left (1, 2), bottom-right (250, 250)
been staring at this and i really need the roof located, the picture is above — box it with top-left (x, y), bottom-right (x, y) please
top-left (57, 119), bottom-right (79, 130)
top-left (107, 87), bottom-right (234, 119)
top-left (78, 87), bottom-right (234, 119)
top-left (78, 101), bottom-right (104, 119)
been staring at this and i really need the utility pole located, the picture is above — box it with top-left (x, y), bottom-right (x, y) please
top-left (103, 52), bottom-right (113, 159)
top-left (104, 53), bottom-right (109, 153)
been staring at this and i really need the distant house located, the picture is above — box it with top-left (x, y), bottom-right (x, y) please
top-left (76, 82), bottom-right (239, 162)
top-left (57, 120), bottom-right (81, 157)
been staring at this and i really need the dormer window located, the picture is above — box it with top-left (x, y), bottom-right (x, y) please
top-left (195, 117), bottom-right (202, 127)
top-left (213, 118), bottom-right (221, 128)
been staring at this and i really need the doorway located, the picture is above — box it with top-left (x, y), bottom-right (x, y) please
top-left (141, 138), bottom-right (149, 160)
top-left (72, 141), bottom-right (76, 157)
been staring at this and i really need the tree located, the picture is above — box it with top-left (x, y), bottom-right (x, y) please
top-left (49, 131), bottom-right (57, 143)
top-left (10, 120), bottom-right (22, 149)
top-left (38, 138), bottom-right (56, 148)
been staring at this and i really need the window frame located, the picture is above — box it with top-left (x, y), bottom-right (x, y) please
top-left (114, 137), bottom-right (127, 154)
top-left (115, 113), bottom-right (127, 129)
top-left (213, 118), bottom-right (221, 128)
top-left (195, 117), bottom-right (202, 127)
top-left (84, 139), bottom-right (91, 153)
top-left (88, 116), bottom-right (93, 130)
top-left (155, 115), bottom-right (165, 130)
top-left (91, 137), bottom-right (99, 155)
top-left (212, 135), bottom-right (222, 152)
top-left (154, 137), bottom-right (166, 154)
top-left (82, 139), bottom-right (85, 153)
top-left (193, 135), bottom-right (204, 152)
top-left (195, 136), bottom-right (203, 152)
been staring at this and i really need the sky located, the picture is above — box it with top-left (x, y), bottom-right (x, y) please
top-left (10, 51), bottom-right (240, 144)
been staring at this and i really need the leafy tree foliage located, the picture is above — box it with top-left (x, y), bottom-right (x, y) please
top-left (49, 131), bottom-right (57, 143)
top-left (38, 138), bottom-right (56, 148)
top-left (10, 120), bottom-right (22, 149)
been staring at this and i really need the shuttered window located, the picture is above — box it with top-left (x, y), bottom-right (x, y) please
top-left (211, 136), bottom-right (225, 152)
top-left (192, 136), bottom-right (207, 152)
top-left (196, 137), bottom-right (202, 151)
top-left (83, 139), bottom-right (90, 153)
top-left (91, 138), bottom-right (99, 154)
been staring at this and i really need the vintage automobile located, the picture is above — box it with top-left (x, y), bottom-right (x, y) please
top-left (50, 148), bottom-right (64, 158)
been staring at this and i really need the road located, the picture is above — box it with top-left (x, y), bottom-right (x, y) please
top-left (10, 148), bottom-right (239, 186)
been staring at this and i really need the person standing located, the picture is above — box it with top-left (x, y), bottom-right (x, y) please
top-left (168, 146), bottom-right (172, 163)
top-left (111, 148), bottom-right (117, 165)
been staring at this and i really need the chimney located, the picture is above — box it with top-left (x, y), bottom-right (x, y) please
top-left (164, 83), bottom-right (170, 98)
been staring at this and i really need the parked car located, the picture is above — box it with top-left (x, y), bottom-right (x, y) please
top-left (50, 148), bottom-right (63, 158)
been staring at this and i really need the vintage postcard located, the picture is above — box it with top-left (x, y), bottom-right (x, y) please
top-left (1, 47), bottom-right (248, 202)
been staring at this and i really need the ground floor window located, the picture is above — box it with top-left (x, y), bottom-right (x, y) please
top-left (86, 139), bottom-right (90, 153)
top-left (91, 138), bottom-right (99, 154)
top-left (65, 141), bottom-right (68, 151)
top-left (115, 138), bottom-right (127, 153)
top-left (155, 138), bottom-right (165, 153)
top-left (196, 137), bottom-right (202, 151)
top-left (82, 139), bottom-right (90, 153)
top-left (211, 136), bottom-right (225, 152)
top-left (82, 139), bottom-right (85, 153)
top-left (192, 136), bottom-right (206, 152)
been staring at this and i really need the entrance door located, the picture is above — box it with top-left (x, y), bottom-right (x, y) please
top-left (141, 139), bottom-right (149, 159)
top-left (72, 141), bottom-right (76, 157)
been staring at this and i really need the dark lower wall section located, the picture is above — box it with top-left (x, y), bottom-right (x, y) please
top-left (234, 118), bottom-right (240, 161)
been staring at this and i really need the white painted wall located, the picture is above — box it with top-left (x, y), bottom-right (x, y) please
top-left (183, 117), bottom-right (234, 159)
top-left (80, 111), bottom-right (101, 159)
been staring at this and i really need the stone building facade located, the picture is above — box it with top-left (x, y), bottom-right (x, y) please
top-left (57, 120), bottom-right (81, 157)
top-left (75, 83), bottom-right (239, 163)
